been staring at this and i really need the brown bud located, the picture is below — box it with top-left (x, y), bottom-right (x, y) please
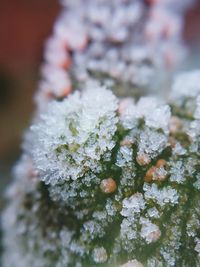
top-left (100, 178), bottom-right (117, 194)
top-left (156, 159), bottom-right (166, 168)
top-left (144, 166), bottom-right (157, 182)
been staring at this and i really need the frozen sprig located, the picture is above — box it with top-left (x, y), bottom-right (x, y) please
top-left (2, 37), bottom-right (200, 267)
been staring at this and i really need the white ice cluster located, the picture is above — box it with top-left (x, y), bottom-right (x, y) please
top-left (116, 146), bottom-right (133, 168)
top-left (171, 70), bottom-right (200, 167)
top-left (92, 247), bottom-right (108, 264)
top-left (121, 193), bottom-right (146, 217)
top-left (140, 217), bottom-right (161, 244)
top-left (169, 160), bottom-right (186, 183)
top-left (172, 70), bottom-right (200, 101)
top-left (31, 85), bottom-right (118, 185)
top-left (120, 193), bottom-right (161, 248)
top-left (119, 96), bottom-right (171, 160)
top-left (143, 183), bottom-right (179, 208)
top-left (138, 130), bottom-right (168, 159)
top-left (120, 97), bottom-right (171, 133)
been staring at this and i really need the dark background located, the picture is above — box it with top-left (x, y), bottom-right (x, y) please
top-left (0, 0), bottom-right (200, 206)
top-left (0, 0), bottom-right (60, 205)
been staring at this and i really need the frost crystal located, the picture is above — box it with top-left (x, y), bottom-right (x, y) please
top-left (120, 96), bottom-right (171, 133)
top-left (172, 70), bottom-right (200, 100)
top-left (121, 193), bottom-right (146, 217)
top-left (31, 85), bottom-right (118, 184)
top-left (169, 160), bottom-right (186, 183)
top-left (147, 207), bottom-right (160, 219)
top-left (144, 183), bottom-right (179, 207)
top-left (140, 218), bottom-right (161, 244)
top-left (136, 97), bottom-right (171, 133)
top-left (138, 130), bottom-right (168, 159)
top-left (92, 247), bottom-right (108, 263)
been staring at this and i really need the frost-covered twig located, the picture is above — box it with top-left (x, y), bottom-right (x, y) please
top-left (2, 1), bottom-right (200, 267)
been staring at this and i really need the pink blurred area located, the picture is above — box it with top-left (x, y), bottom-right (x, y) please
top-left (0, 0), bottom-right (200, 165)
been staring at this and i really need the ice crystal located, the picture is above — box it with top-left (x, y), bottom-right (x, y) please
top-left (144, 183), bottom-right (179, 207)
top-left (121, 193), bottom-right (146, 217)
top-left (120, 96), bottom-right (171, 133)
top-left (138, 130), bottom-right (168, 159)
top-left (172, 69), bottom-right (200, 100)
top-left (140, 217), bottom-right (161, 244)
top-left (147, 207), bottom-right (160, 219)
top-left (92, 247), bottom-right (108, 264)
top-left (169, 160), bottom-right (186, 183)
top-left (31, 85), bottom-right (118, 185)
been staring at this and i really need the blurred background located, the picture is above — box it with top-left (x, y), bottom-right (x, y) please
top-left (0, 0), bottom-right (200, 209)
top-left (0, 0), bottom-right (60, 209)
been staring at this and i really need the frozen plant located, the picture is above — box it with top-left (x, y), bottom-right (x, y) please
top-left (2, 1), bottom-right (200, 267)
top-left (3, 70), bottom-right (200, 267)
